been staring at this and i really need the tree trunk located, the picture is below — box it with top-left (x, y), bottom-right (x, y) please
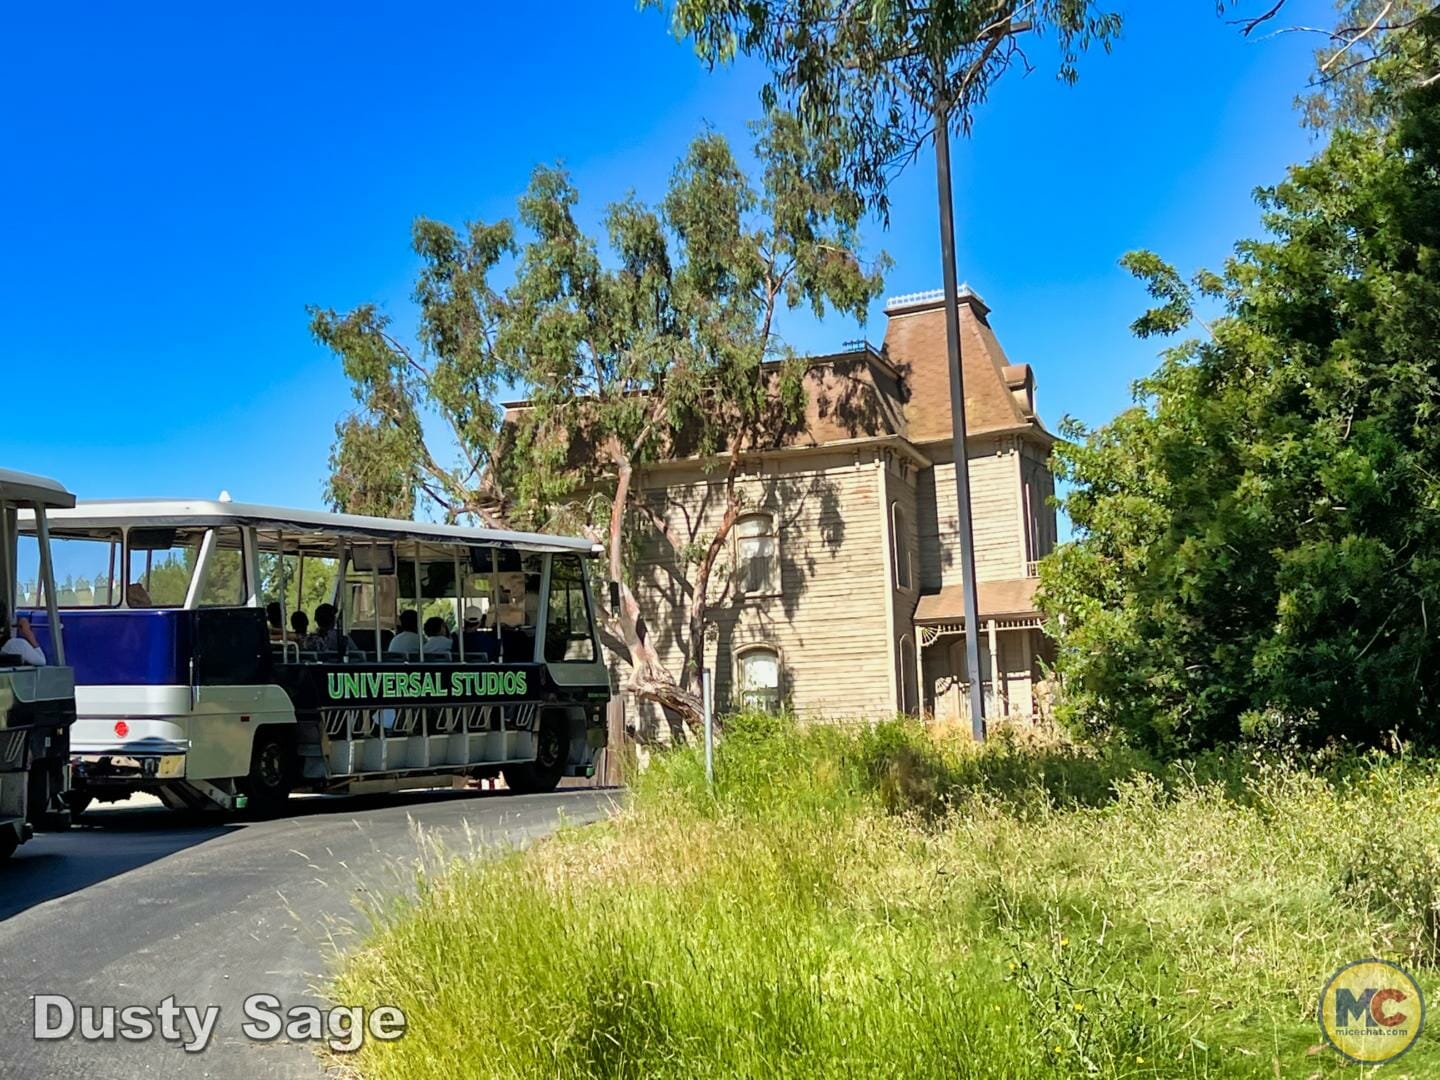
top-left (683, 456), bottom-right (742, 694)
top-left (596, 439), bottom-right (704, 737)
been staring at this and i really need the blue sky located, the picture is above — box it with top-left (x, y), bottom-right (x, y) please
top-left (2, 1), bottom-right (1332, 511)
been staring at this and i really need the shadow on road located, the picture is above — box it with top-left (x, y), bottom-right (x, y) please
top-left (0, 782), bottom-right (618, 923)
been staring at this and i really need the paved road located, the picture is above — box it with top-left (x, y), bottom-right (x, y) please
top-left (0, 787), bottom-right (618, 1079)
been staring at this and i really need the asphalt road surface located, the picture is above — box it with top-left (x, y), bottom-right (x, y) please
top-left (0, 786), bottom-right (618, 1079)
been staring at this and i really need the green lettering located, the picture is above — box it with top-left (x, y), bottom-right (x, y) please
top-left (515, 671), bottom-right (528, 696)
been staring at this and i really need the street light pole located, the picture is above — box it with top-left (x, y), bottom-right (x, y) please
top-left (933, 99), bottom-right (987, 741)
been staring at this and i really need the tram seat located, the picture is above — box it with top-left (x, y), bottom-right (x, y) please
top-left (453, 629), bottom-right (496, 662)
top-left (349, 628), bottom-right (394, 655)
top-left (499, 625), bottom-right (534, 663)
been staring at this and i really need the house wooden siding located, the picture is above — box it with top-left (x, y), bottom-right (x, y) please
top-left (916, 438), bottom-right (1028, 589)
top-left (628, 448), bottom-right (896, 738)
top-left (880, 451), bottom-right (923, 712)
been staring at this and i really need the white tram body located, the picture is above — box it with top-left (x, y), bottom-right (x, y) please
top-left (0, 468), bottom-right (78, 857)
top-left (19, 498), bottom-right (611, 812)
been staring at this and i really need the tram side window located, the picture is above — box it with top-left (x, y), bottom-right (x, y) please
top-left (197, 527), bottom-right (248, 607)
top-left (544, 555), bottom-right (596, 663)
top-left (127, 528), bottom-right (203, 608)
top-left (16, 529), bottom-right (123, 608)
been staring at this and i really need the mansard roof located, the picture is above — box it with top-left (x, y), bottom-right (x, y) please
top-left (502, 284), bottom-right (1053, 461)
top-left (881, 288), bottom-right (1052, 445)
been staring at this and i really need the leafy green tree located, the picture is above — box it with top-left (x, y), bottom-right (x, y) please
top-left (1228, 0), bottom-right (1440, 130)
top-left (646, 0), bottom-right (1121, 217)
top-left (313, 115), bottom-right (883, 732)
top-left (1042, 14), bottom-right (1440, 752)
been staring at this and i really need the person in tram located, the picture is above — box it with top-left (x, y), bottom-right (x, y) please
top-left (387, 609), bottom-right (422, 657)
top-left (422, 616), bottom-right (453, 658)
top-left (453, 606), bottom-right (494, 661)
top-left (0, 608), bottom-right (46, 666)
top-left (305, 603), bottom-right (358, 656)
top-left (126, 582), bottom-right (152, 607)
top-left (266, 602), bottom-right (286, 642)
top-left (290, 610), bottom-right (309, 639)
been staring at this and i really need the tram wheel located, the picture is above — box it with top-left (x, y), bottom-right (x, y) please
top-left (65, 791), bottom-right (93, 818)
top-left (241, 732), bottom-right (294, 817)
top-left (503, 715), bottom-right (566, 795)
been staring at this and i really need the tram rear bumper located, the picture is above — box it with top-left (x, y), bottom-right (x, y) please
top-left (72, 749), bottom-right (187, 784)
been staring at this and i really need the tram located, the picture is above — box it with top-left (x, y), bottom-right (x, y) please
top-left (19, 496), bottom-right (610, 813)
top-left (1, 469), bottom-right (77, 857)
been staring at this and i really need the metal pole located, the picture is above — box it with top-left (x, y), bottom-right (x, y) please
top-left (34, 506), bottom-right (65, 666)
top-left (702, 666), bottom-right (714, 791)
top-left (934, 100), bottom-right (986, 741)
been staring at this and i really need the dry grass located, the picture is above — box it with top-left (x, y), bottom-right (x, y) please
top-left (330, 716), bottom-right (1440, 1078)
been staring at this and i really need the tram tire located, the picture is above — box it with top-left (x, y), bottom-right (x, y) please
top-left (241, 731), bottom-right (294, 817)
top-left (502, 715), bottom-right (566, 795)
top-left (65, 791), bottom-right (94, 819)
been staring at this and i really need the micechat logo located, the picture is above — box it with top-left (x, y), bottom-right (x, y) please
top-left (1318, 959), bottom-right (1425, 1064)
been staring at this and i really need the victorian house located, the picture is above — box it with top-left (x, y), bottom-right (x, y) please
top-left (616, 287), bottom-right (1059, 735)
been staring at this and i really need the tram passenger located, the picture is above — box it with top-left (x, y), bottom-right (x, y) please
top-left (453, 606), bottom-right (494, 660)
top-left (290, 610), bottom-right (309, 638)
top-left (305, 603), bottom-right (358, 656)
top-left (422, 616), bottom-right (452, 658)
top-left (0, 610), bottom-right (46, 666)
top-left (387, 609), bottom-right (422, 656)
top-left (266, 602), bottom-right (285, 642)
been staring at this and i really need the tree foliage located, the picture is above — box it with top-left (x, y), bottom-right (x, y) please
top-left (1042, 13), bottom-right (1440, 753)
top-left (1228, 0), bottom-right (1440, 131)
top-left (648, 0), bottom-right (1121, 217)
top-left (313, 114), bottom-right (884, 733)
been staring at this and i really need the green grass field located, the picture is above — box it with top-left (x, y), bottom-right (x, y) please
top-left (331, 716), bottom-right (1440, 1078)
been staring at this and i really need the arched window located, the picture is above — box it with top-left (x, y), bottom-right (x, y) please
top-left (735, 512), bottom-right (779, 596)
top-left (736, 645), bottom-right (782, 713)
top-left (891, 503), bottom-right (912, 590)
top-left (899, 635), bottom-right (919, 714)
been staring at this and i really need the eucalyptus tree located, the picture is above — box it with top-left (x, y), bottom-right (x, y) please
top-left (312, 114), bottom-right (883, 733)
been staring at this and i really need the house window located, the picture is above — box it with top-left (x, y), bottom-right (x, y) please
top-left (735, 512), bottom-right (779, 596)
top-left (736, 646), bottom-right (782, 713)
top-left (891, 503), bottom-right (911, 590)
top-left (899, 635), bottom-right (919, 714)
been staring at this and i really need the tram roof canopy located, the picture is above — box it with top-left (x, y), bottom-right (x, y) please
top-left (26, 497), bottom-right (601, 556)
top-left (0, 468), bottom-right (77, 510)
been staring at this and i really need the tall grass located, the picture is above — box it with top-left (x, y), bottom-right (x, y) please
top-left (331, 716), bottom-right (1440, 1078)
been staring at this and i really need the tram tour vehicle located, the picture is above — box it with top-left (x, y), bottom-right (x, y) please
top-left (18, 496), bottom-right (610, 814)
top-left (1, 469), bottom-right (78, 858)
